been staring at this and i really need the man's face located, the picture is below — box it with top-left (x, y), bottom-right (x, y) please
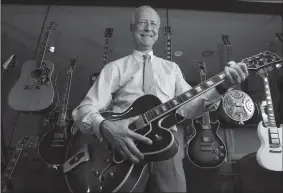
top-left (131, 8), bottom-right (160, 51)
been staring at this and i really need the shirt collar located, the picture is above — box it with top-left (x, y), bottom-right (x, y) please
top-left (132, 50), bottom-right (154, 64)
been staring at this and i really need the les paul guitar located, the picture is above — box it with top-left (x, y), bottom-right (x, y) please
top-left (8, 22), bottom-right (57, 113)
top-left (1, 135), bottom-right (34, 193)
top-left (63, 50), bottom-right (282, 193)
top-left (38, 58), bottom-right (79, 165)
top-left (185, 61), bottom-right (226, 168)
top-left (89, 28), bottom-right (114, 85)
top-left (256, 67), bottom-right (283, 171)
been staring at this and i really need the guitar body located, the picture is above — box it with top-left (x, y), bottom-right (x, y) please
top-left (8, 60), bottom-right (55, 113)
top-left (256, 121), bottom-right (283, 171)
top-left (65, 95), bottom-right (180, 193)
top-left (38, 111), bottom-right (74, 165)
top-left (185, 118), bottom-right (227, 168)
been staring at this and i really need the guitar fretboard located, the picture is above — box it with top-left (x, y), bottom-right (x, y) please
top-left (262, 77), bottom-right (281, 147)
top-left (36, 30), bottom-right (52, 69)
top-left (166, 35), bottom-right (172, 61)
top-left (141, 72), bottom-right (226, 123)
top-left (57, 71), bottom-right (73, 123)
top-left (101, 38), bottom-right (110, 69)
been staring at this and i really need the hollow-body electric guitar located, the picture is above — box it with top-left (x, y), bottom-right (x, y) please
top-left (38, 58), bottom-right (79, 165)
top-left (185, 61), bottom-right (227, 168)
top-left (256, 67), bottom-right (283, 171)
top-left (8, 22), bottom-right (57, 113)
top-left (64, 51), bottom-right (282, 193)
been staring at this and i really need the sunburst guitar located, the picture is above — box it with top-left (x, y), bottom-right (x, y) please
top-left (8, 22), bottom-right (57, 113)
top-left (185, 61), bottom-right (226, 168)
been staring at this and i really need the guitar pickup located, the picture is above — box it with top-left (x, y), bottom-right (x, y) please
top-left (269, 149), bottom-right (282, 153)
top-left (201, 147), bottom-right (214, 152)
top-left (63, 144), bottom-right (90, 174)
top-left (202, 136), bottom-right (212, 143)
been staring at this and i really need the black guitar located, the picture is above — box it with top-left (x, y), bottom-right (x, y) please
top-left (89, 28), bottom-right (114, 85)
top-left (64, 51), bottom-right (282, 193)
top-left (185, 61), bottom-right (226, 168)
top-left (38, 58), bottom-right (79, 165)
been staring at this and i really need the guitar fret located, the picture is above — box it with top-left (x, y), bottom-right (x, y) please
top-left (195, 86), bottom-right (202, 92)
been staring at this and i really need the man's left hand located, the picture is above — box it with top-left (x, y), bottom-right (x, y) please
top-left (223, 61), bottom-right (249, 88)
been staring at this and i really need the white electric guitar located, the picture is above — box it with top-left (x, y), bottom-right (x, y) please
top-left (256, 68), bottom-right (283, 171)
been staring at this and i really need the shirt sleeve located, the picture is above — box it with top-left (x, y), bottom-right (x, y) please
top-left (174, 63), bottom-right (223, 119)
top-left (72, 63), bottom-right (119, 140)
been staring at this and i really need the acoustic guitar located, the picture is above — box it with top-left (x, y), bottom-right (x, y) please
top-left (38, 58), bottom-right (79, 165)
top-left (256, 66), bottom-right (283, 171)
top-left (8, 22), bottom-right (57, 113)
top-left (185, 61), bottom-right (227, 168)
top-left (64, 51), bottom-right (282, 193)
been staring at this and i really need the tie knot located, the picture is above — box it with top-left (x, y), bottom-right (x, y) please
top-left (143, 54), bottom-right (151, 63)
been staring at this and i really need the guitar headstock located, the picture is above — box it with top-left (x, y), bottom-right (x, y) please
top-left (67, 58), bottom-right (80, 73)
top-left (243, 50), bottom-right (282, 73)
top-left (47, 21), bottom-right (57, 31)
top-left (276, 33), bottom-right (283, 42)
top-left (2, 54), bottom-right (16, 70)
top-left (164, 26), bottom-right (173, 37)
top-left (104, 28), bottom-right (114, 39)
top-left (222, 35), bottom-right (231, 47)
top-left (15, 135), bottom-right (34, 151)
top-left (195, 60), bottom-right (207, 76)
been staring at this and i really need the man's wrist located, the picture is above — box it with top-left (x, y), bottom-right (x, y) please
top-left (215, 82), bottom-right (230, 95)
top-left (99, 120), bottom-right (107, 140)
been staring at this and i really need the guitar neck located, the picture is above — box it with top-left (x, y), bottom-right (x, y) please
top-left (1, 149), bottom-right (22, 187)
top-left (36, 30), bottom-right (52, 69)
top-left (200, 73), bottom-right (211, 129)
top-left (262, 77), bottom-right (277, 127)
top-left (58, 71), bottom-right (73, 121)
top-left (226, 46), bottom-right (233, 62)
top-left (142, 71), bottom-right (226, 124)
top-left (101, 38), bottom-right (111, 69)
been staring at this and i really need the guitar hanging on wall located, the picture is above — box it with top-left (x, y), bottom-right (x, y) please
top-left (256, 66), bottom-right (283, 172)
top-left (275, 32), bottom-right (283, 122)
top-left (163, 25), bottom-right (185, 123)
top-left (185, 61), bottom-right (227, 168)
top-left (38, 58), bottom-right (79, 165)
top-left (8, 22), bottom-right (57, 113)
top-left (63, 50), bottom-right (282, 193)
top-left (89, 28), bottom-right (114, 86)
top-left (220, 35), bottom-right (256, 125)
top-left (1, 135), bottom-right (34, 193)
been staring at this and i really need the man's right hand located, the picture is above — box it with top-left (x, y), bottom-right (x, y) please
top-left (99, 116), bottom-right (153, 163)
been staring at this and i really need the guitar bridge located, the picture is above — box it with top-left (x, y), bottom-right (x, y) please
top-left (24, 85), bottom-right (41, 90)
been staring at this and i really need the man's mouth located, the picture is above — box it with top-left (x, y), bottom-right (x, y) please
top-left (141, 34), bottom-right (153, 37)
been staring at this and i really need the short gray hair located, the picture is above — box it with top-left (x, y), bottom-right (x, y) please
top-left (130, 5), bottom-right (160, 26)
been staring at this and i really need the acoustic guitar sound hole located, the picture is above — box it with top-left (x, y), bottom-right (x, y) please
top-left (31, 69), bottom-right (42, 78)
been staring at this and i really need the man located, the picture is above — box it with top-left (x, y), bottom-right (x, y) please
top-left (72, 6), bottom-right (249, 192)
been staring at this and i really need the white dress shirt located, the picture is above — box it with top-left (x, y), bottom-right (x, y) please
top-left (72, 50), bottom-right (222, 140)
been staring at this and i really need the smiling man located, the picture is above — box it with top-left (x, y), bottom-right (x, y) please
top-left (72, 5), bottom-right (249, 192)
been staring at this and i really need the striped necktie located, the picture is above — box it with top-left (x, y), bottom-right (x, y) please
top-left (143, 54), bottom-right (156, 95)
